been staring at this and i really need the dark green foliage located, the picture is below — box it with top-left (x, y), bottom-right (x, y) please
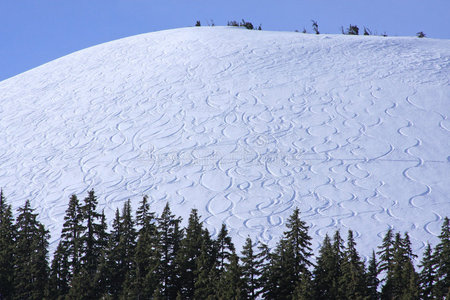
top-left (311, 20), bottom-right (319, 34)
top-left (156, 202), bottom-right (183, 299)
top-left (384, 232), bottom-right (419, 299)
top-left (176, 209), bottom-right (204, 299)
top-left (418, 243), bottom-right (435, 299)
top-left (13, 200), bottom-right (50, 300)
top-left (0, 191), bottom-right (15, 300)
top-left (433, 217), bottom-right (450, 298)
top-left (417, 31), bottom-right (426, 38)
top-left (227, 19), bottom-right (256, 30)
top-left (48, 241), bottom-right (70, 299)
top-left (313, 233), bottom-right (341, 299)
top-left (194, 228), bottom-right (216, 299)
top-left (125, 196), bottom-right (159, 298)
top-left (377, 228), bottom-right (394, 275)
top-left (2, 189), bottom-right (450, 300)
top-left (338, 230), bottom-right (368, 299)
top-left (346, 24), bottom-right (359, 35)
top-left (241, 237), bottom-right (260, 299)
top-left (366, 250), bottom-right (379, 300)
top-left (260, 208), bottom-right (313, 299)
top-left (364, 27), bottom-right (372, 35)
top-left (80, 190), bottom-right (104, 275)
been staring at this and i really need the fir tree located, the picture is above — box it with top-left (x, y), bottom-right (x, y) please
top-left (313, 234), bottom-right (340, 299)
top-left (418, 244), bottom-right (435, 300)
top-left (125, 196), bottom-right (159, 298)
top-left (13, 200), bottom-right (50, 300)
top-left (366, 250), bottom-right (379, 300)
top-left (262, 208), bottom-right (313, 299)
top-left (156, 202), bottom-right (183, 299)
top-left (241, 237), bottom-right (260, 299)
top-left (0, 191), bottom-right (15, 300)
top-left (194, 228), bottom-right (216, 300)
top-left (216, 252), bottom-right (243, 299)
top-left (176, 209), bottom-right (204, 299)
top-left (338, 230), bottom-right (368, 299)
top-left (60, 194), bottom-right (84, 278)
top-left (433, 217), bottom-right (450, 298)
top-left (48, 242), bottom-right (70, 300)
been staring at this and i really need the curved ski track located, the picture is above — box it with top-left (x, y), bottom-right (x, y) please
top-left (0, 27), bottom-right (449, 258)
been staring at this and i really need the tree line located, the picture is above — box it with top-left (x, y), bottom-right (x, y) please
top-left (0, 189), bottom-right (449, 299)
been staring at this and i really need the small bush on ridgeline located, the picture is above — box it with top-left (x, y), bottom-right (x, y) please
top-left (346, 24), bottom-right (359, 35)
top-left (417, 31), bottom-right (426, 38)
top-left (227, 19), bottom-right (258, 30)
top-left (311, 20), bottom-right (319, 34)
top-left (240, 19), bottom-right (254, 30)
top-left (195, 20), bottom-right (201, 27)
top-left (364, 27), bottom-right (372, 35)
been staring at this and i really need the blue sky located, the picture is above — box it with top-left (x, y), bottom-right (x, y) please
top-left (1, 0), bottom-right (449, 81)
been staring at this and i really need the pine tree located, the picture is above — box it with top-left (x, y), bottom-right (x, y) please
top-left (156, 202), bottom-right (183, 299)
top-left (366, 250), bottom-right (379, 300)
top-left (69, 190), bottom-right (107, 299)
top-left (0, 191), bottom-right (15, 300)
top-left (216, 252), bottom-right (243, 299)
top-left (261, 208), bottom-right (313, 299)
top-left (338, 230), bottom-right (368, 299)
top-left (48, 241), bottom-right (70, 299)
top-left (80, 189), bottom-right (103, 276)
top-left (386, 232), bottom-right (418, 299)
top-left (60, 194), bottom-right (84, 278)
top-left (377, 228), bottom-right (394, 275)
top-left (313, 234), bottom-right (340, 299)
top-left (13, 200), bottom-right (50, 300)
top-left (125, 196), bottom-right (159, 298)
top-left (194, 228), bottom-right (216, 300)
top-left (176, 209), bottom-right (204, 299)
top-left (418, 243), bottom-right (435, 300)
top-left (433, 216), bottom-right (450, 298)
top-left (241, 237), bottom-right (260, 299)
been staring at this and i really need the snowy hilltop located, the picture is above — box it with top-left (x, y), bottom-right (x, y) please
top-left (0, 27), bottom-right (449, 256)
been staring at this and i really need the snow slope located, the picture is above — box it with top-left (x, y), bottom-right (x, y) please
top-left (1, 27), bottom-right (449, 257)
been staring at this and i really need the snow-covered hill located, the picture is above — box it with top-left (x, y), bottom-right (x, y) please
top-left (1, 27), bottom-right (449, 257)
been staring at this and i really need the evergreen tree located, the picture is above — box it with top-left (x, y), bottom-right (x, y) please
top-left (366, 250), bottom-right (379, 300)
top-left (125, 196), bottom-right (159, 299)
top-left (80, 189), bottom-right (103, 275)
top-left (103, 200), bottom-right (137, 298)
top-left (377, 228), bottom-right (394, 275)
top-left (13, 200), bottom-right (49, 300)
top-left (176, 209), bottom-right (204, 299)
top-left (385, 232), bottom-right (418, 299)
top-left (0, 191), bottom-right (15, 300)
top-left (60, 194), bottom-right (84, 278)
top-left (48, 242), bottom-right (70, 300)
top-left (70, 190), bottom-right (107, 299)
top-left (241, 237), bottom-right (260, 299)
top-left (156, 203), bottom-right (183, 299)
top-left (433, 217), bottom-right (450, 298)
top-left (261, 208), bottom-right (313, 299)
top-left (313, 234), bottom-right (340, 299)
top-left (216, 252), bottom-right (243, 299)
top-left (194, 228), bottom-right (216, 300)
top-left (418, 243), bottom-right (435, 300)
top-left (338, 230), bottom-right (368, 299)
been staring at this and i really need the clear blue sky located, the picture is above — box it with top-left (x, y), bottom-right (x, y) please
top-left (1, 0), bottom-right (449, 81)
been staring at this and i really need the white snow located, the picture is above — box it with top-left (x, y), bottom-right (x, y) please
top-left (1, 27), bottom-right (449, 258)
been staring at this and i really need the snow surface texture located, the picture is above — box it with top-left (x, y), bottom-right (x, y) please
top-left (1, 27), bottom-right (449, 257)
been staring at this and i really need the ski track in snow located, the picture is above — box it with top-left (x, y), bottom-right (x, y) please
top-left (0, 27), bottom-right (449, 259)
